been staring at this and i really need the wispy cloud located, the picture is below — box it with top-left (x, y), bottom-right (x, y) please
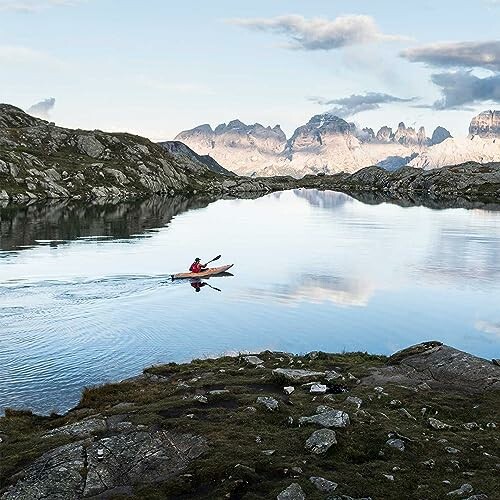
top-left (135, 75), bottom-right (214, 95)
top-left (27, 97), bottom-right (55, 118)
top-left (0, 45), bottom-right (62, 66)
top-left (228, 14), bottom-right (409, 51)
top-left (0, 0), bottom-right (79, 11)
top-left (309, 92), bottom-right (418, 117)
top-left (401, 41), bottom-right (500, 71)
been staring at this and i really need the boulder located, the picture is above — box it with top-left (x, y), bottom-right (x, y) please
top-left (277, 482), bottom-right (306, 500)
top-left (299, 410), bottom-right (350, 428)
top-left (305, 429), bottom-right (337, 454)
top-left (309, 476), bottom-right (338, 493)
top-left (273, 368), bottom-right (325, 383)
top-left (257, 396), bottom-right (279, 411)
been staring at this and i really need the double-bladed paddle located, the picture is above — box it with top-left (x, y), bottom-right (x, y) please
top-left (204, 254), bottom-right (221, 267)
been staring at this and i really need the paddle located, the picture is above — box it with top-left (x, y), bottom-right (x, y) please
top-left (205, 282), bottom-right (221, 292)
top-left (204, 254), bottom-right (221, 267)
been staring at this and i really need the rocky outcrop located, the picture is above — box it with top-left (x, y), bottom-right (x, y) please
top-left (469, 110), bottom-right (500, 138)
top-left (1, 343), bottom-right (498, 499)
top-left (0, 104), bottom-right (277, 203)
top-left (361, 341), bottom-right (500, 393)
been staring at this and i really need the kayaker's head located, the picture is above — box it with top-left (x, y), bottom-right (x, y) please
top-left (195, 257), bottom-right (201, 262)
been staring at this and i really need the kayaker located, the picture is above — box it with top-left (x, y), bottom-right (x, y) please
top-left (191, 280), bottom-right (207, 292)
top-left (189, 257), bottom-right (207, 273)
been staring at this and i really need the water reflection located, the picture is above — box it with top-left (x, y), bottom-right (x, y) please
top-left (1, 189), bottom-right (499, 414)
top-left (0, 196), bottom-right (217, 252)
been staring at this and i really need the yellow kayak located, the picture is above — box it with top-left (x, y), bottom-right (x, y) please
top-left (171, 264), bottom-right (234, 279)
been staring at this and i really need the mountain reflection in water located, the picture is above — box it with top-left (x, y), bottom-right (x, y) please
top-left (0, 189), bottom-right (499, 414)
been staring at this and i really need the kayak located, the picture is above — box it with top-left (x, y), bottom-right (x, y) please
top-left (171, 264), bottom-right (234, 279)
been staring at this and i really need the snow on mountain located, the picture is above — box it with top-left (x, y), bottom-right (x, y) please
top-left (174, 110), bottom-right (500, 178)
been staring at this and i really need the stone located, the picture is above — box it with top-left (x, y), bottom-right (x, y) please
top-left (346, 396), bottom-right (363, 408)
top-left (42, 416), bottom-right (106, 438)
top-left (464, 495), bottom-right (488, 500)
top-left (447, 484), bottom-right (473, 496)
top-left (284, 386), bottom-right (295, 395)
top-left (386, 438), bottom-right (405, 452)
top-left (2, 430), bottom-right (207, 499)
top-left (193, 395), bottom-right (208, 404)
top-left (462, 422), bottom-right (480, 430)
top-left (399, 408), bottom-right (416, 420)
top-left (244, 355), bottom-right (264, 366)
top-left (257, 396), bottom-right (279, 411)
top-left (209, 389), bottom-right (229, 395)
top-left (305, 429), bottom-right (337, 454)
top-left (422, 459), bottom-right (435, 468)
top-left (429, 417), bottom-right (452, 430)
top-left (309, 476), bottom-right (338, 492)
top-left (310, 383), bottom-right (327, 394)
top-left (262, 449), bottom-right (276, 455)
top-left (389, 399), bottom-right (402, 406)
top-left (316, 405), bottom-right (333, 414)
top-left (273, 368), bottom-right (325, 382)
top-left (299, 410), bottom-right (350, 428)
top-left (383, 474), bottom-right (395, 481)
top-left (277, 483), bottom-right (306, 500)
top-left (446, 447), bottom-right (460, 454)
top-left (325, 370), bottom-right (343, 381)
top-left (492, 359), bottom-right (500, 367)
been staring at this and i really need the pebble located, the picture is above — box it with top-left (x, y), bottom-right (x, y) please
top-left (256, 396), bottom-right (279, 412)
top-left (345, 396), bottom-right (363, 408)
top-left (446, 447), bottom-right (460, 454)
top-left (383, 474), bottom-right (394, 481)
top-left (310, 383), bottom-right (327, 394)
top-left (284, 386), bottom-right (295, 395)
top-left (243, 355), bottom-right (264, 366)
top-left (193, 395), bottom-right (208, 404)
top-left (305, 429), bottom-right (337, 454)
top-left (429, 417), bottom-right (452, 430)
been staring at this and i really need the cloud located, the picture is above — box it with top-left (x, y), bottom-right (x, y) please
top-left (0, 0), bottom-right (78, 11)
top-left (0, 45), bottom-right (63, 68)
top-left (228, 14), bottom-right (408, 50)
top-left (309, 92), bottom-right (418, 117)
top-left (401, 41), bottom-right (500, 71)
top-left (419, 71), bottom-right (500, 110)
top-left (475, 320), bottom-right (500, 338)
top-left (27, 97), bottom-right (56, 118)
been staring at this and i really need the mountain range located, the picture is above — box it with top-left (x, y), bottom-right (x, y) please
top-left (175, 111), bottom-right (500, 178)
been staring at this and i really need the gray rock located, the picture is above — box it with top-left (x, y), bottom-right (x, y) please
top-left (361, 342), bottom-right (500, 393)
top-left (193, 395), bottom-right (208, 404)
top-left (345, 396), bottom-right (363, 408)
top-left (3, 429), bottom-right (207, 499)
top-left (305, 429), bottom-right (337, 454)
top-left (447, 483), bottom-right (473, 496)
top-left (309, 476), bottom-right (338, 492)
top-left (310, 383), bottom-right (327, 394)
top-left (429, 417), bottom-right (452, 430)
top-left (462, 422), bottom-right (480, 430)
top-left (284, 386), bottom-right (295, 395)
top-left (299, 409), bottom-right (350, 428)
top-left (386, 438), bottom-right (405, 452)
top-left (244, 355), bottom-right (264, 366)
top-left (273, 368), bottom-right (325, 382)
top-left (42, 416), bottom-right (106, 438)
top-left (325, 370), bottom-right (343, 381)
top-left (398, 408), bottom-right (416, 420)
top-left (257, 396), bottom-right (279, 411)
top-left (446, 447), bottom-right (460, 454)
top-left (277, 482), bottom-right (306, 500)
top-left (464, 495), bottom-right (488, 500)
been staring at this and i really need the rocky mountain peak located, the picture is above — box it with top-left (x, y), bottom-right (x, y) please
top-left (469, 110), bottom-right (500, 138)
top-left (431, 126), bottom-right (452, 145)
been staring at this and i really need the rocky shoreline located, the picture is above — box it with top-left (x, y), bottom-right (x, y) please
top-left (1, 105), bottom-right (500, 207)
top-left (1, 342), bottom-right (498, 499)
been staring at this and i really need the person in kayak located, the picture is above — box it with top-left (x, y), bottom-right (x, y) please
top-left (191, 280), bottom-right (207, 292)
top-left (189, 257), bottom-right (207, 273)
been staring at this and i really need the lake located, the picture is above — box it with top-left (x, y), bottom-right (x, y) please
top-left (1, 190), bottom-right (499, 414)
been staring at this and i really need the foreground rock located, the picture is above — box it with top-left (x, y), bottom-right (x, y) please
top-left (361, 341), bottom-right (500, 392)
top-left (1, 343), bottom-right (498, 499)
top-left (1, 430), bottom-right (207, 499)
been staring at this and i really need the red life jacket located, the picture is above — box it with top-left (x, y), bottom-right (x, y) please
top-left (190, 262), bottom-right (202, 273)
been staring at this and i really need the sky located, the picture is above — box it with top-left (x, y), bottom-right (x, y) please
top-left (1, 0), bottom-right (500, 140)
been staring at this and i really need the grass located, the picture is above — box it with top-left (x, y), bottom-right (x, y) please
top-left (1, 350), bottom-right (498, 499)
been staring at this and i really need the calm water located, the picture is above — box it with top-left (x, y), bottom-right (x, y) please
top-left (1, 191), bottom-right (499, 414)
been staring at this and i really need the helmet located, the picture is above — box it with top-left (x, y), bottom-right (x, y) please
top-left (195, 257), bottom-right (201, 262)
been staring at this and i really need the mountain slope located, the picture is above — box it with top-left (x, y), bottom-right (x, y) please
top-left (158, 140), bottom-right (235, 176)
